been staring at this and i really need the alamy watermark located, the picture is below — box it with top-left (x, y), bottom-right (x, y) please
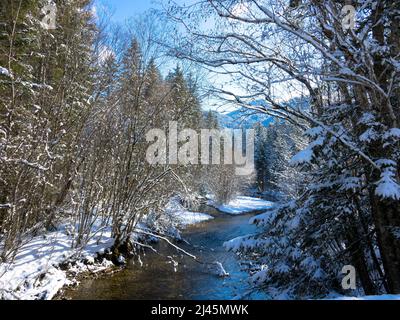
top-left (341, 4), bottom-right (356, 31)
top-left (40, 2), bottom-right (57, 30)
top-left (38, 3), bottom-right (356, 32)
top-left (341, 265), bottom-right (356, 290)
top-left (145, 122), bottom-right (255, 176)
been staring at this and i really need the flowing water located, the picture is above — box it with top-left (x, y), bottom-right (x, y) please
top-left (65, 206), bottom-right (267, 300)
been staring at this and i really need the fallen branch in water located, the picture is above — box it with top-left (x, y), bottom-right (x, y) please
top-left (134, 228), bottom-right (229, 277)
top-left (135, 228), bottom-right (197, 260)
top-left (131, 240), bottom-right (158, 253)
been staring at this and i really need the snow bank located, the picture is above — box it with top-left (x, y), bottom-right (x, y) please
top-left (0, 222), bottom-right (114, 300)
top-left (173, 211), bottom-right (214, 225)
top-left (165, 197), bottom-right (213, 226)
top-left (211, 196), bottom-right (275, 215)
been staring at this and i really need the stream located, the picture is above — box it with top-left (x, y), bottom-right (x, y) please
top-left (64, 206), bottom-right (268, 300)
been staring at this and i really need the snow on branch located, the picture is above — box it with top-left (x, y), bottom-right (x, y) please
top-left (0, 66), bottom-right (12, 78)
top-left (375, 167), bottom-right (400, 201)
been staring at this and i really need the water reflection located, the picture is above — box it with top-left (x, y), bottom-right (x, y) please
top-left (65, 207), bottom-right (268, 300)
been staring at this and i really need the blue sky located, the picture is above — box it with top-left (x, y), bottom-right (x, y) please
top-left (93, 0), bottom-right (238, 112)
top-left (95, 0), bottom-right (163, 22)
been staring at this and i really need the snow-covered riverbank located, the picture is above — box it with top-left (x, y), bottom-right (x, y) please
top-left (165, 198), bottom-right (213, 226)
top-left (0, 220), bottom-right (115, 300)
top-left (0, 198), bottom-right (213, 300)
top-left (209, 196), bottom-right (275, 215)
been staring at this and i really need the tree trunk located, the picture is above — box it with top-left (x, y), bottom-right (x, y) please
top-left (369, 188), bottom-right (400, 293)
top-left (346, 217), bottom-right (377, 295)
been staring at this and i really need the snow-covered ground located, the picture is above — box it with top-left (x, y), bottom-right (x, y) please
top-left (165, 197), bottom-right (214, 226)
top-left (211, 196), bottom-right (275, 214)
top-left (0, 221), bottom-right (114, 300)
top-left (0, 199), bottom-right (213, 300)
top-left (172, 211), bottom-right (214, 225)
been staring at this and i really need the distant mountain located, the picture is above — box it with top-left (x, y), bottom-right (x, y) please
top-left (217, 108), bottom-right (274, 128)
top-left (213, 97), bottom-right (310, 129)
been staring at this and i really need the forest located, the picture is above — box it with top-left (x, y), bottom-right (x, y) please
top-left (0, 0), bottom-right (399, 301)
